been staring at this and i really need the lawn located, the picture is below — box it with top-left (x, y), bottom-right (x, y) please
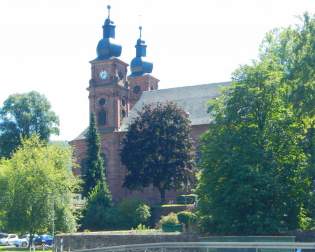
top-left (0, 247), bottom-right (51, 252)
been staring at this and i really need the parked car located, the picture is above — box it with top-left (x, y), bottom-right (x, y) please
top-left (34, 235), bottom-right (54, 246)
top-left (0, 233), bottom-right (7, 239)
top-left (0, 233), bottom-right (18, 245)
top-left (13, 235), bottom-right (29, 248)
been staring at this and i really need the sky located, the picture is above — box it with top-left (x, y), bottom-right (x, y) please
top-left (0, 0), bottom-right (314, 141)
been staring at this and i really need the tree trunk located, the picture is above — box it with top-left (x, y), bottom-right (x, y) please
top-left (159, 188), bottom-right (166, 204)
top-left (28, 232), bottom-right (33, 249)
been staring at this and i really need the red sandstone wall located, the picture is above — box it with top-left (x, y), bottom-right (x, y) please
top-left (70, 123), bottom-right (209, 204)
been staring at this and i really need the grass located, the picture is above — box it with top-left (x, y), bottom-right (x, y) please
top-left (0, 247), bottom-right (51, 252)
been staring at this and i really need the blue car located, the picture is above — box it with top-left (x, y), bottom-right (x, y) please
top-left (34, 235), bottom-right (54, 246)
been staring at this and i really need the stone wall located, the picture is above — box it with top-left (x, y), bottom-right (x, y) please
top-left (54, 232), bottom-right (198, 252)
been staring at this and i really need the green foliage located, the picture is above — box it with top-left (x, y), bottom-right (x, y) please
top-left (177, 211), bottom-right (197, 226)
top-left (82, 113), bottom-right (106, 197)
top-left (54, 206), bottom-right (77, 233)
top-left (159, 212), bottom-right (182, 232)
top-left (110, 198), bottom-right (151, 230)
top-left (121, 102), bottom-right (195, 203)
top-left (197, 41), bottom-right (312, 234)
top-left (159, 212), bottom-right (179, 226)
top-left (133, 223), bottom-right (149, 231)
top-left (176, 194), bottom-right (197, 204)
top-left (80, 182), bottom-right (112, 231)
top-left (0, 91), bottom-right (59, 158)
top-left (259, 14), bottom-right (315, 204)
top-left (0, 135), bottom-right (77, 237)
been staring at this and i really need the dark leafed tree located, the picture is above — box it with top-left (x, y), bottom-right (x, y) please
top-left (82, 113), bottom-right (107, 198)
top-left (0, 91), bottom-right (59, 157)
top-left (121, 102), bottom-right (195, 203)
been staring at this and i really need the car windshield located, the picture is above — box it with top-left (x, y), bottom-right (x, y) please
top-left (0, 234), bottom-right (8, 238)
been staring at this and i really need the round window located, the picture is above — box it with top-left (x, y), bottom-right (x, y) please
top-left (99, 98), bottom-right (106, 106)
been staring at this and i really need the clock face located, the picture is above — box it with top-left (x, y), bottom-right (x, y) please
top-left (99, 70), bottom-right (108, 80)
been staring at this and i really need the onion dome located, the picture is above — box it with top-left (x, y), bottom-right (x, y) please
top-left (96, 5), bottom-right (122, 60)
top-left (130, 26), bottom-right (153, 76)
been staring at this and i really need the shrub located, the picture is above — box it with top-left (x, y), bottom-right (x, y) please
top-left (159, 212), bottom-right (179, 226)
top-left (80, 182), bottom-right (112, 230)
top-left (177, 211), bottom-right (197, 226)
top-left (159, 212), bottom-right (182, 232)
top-left (116, 198), bottom-right (151, 229)
top-left (176, 194), bottom-right (197, 204)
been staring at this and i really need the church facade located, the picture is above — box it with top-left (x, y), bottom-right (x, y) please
top-left (70, 6), bottom-right (230, 203)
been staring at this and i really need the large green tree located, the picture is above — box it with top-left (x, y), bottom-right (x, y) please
top-left (121, 102), bottom-right (195, 203)
top-left (259, 13), bottom-right (315, 181)
top-left (0, 135), bottom-right (77, 241)
top-left (197, 14), bottom-right (315, 234)
top-left (82, 113), bottom-right (107, 197)
top-left (0, 91), bottom-right (59, 157)
top-left (198, 60), bottom-right (310, 234)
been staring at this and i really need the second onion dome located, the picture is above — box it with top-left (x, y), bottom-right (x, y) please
top-left (130, 26), bottom-right (153, 76)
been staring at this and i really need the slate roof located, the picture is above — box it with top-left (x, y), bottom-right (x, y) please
top-left (120, 81), bottom-right (231, 131)
top-left (72, 82), bottom-right (230, 140)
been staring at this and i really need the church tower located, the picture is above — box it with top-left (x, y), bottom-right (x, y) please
top-left (88, 6), bottom-right (129, 132)
top-left (128, 26), bottom-right (159, 108)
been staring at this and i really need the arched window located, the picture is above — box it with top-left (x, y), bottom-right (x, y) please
top-left (98, 110), bottom-right (107, 126)
top-left (121, 109), bottom-right (126, 118)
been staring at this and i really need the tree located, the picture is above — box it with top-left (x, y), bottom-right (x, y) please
top-left (0, 91), bottom-right (59, 157)
top-left (0, 135), bottom-right (77, 241)
top-left (80, 181), bottom-right (112, 231)
top-left (121, 102), bottom-right (195, 203)
top-left (259, 13), bottom-right (315, 219)
top-left (197, 57), bottom-right (311, 234)
top-left (82, 113), bottom-right (106, 197)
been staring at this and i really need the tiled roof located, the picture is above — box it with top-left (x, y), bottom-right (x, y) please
top-left (72, 82), bottom-right (230, 140)
top-left (120, 81), bottom-right (231, 131)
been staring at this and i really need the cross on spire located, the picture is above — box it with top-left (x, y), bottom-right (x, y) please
top-left (107, 5), bottom-right (111, 19)
top-left (139, 26), bottom-right (142, 40)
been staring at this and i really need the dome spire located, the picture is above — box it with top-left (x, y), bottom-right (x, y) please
top-left (107, 5), bottom-right (111, 19)
top-left (139, 25), bottom-right (142, 40)
top-left (130, 26), bottom-right (153, 76)
top-left (96, 4), bottom-right (122, 60)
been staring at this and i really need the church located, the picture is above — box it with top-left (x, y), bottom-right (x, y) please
top-left (70, 6), bottom-right (230, 203)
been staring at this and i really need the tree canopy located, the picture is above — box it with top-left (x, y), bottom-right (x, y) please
top-left (0, 135), bottom-right (77, 239)
top-left (0, 91), bottom-right (59, 157)
top-left (121, 102), bottom-right (195, 203)
top-left (197, 13), bottom-right (315, 234)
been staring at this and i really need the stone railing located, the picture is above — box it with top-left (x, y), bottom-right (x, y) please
top-left (55, 242), bottom-right (315, 252)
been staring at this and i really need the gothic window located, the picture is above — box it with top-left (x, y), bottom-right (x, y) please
top-left (98, 110), bottom-right (107, 125)
top-left (133, 85), bottom-right (141, 94)
top-left (99, 98), bottom-right (106, 106)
